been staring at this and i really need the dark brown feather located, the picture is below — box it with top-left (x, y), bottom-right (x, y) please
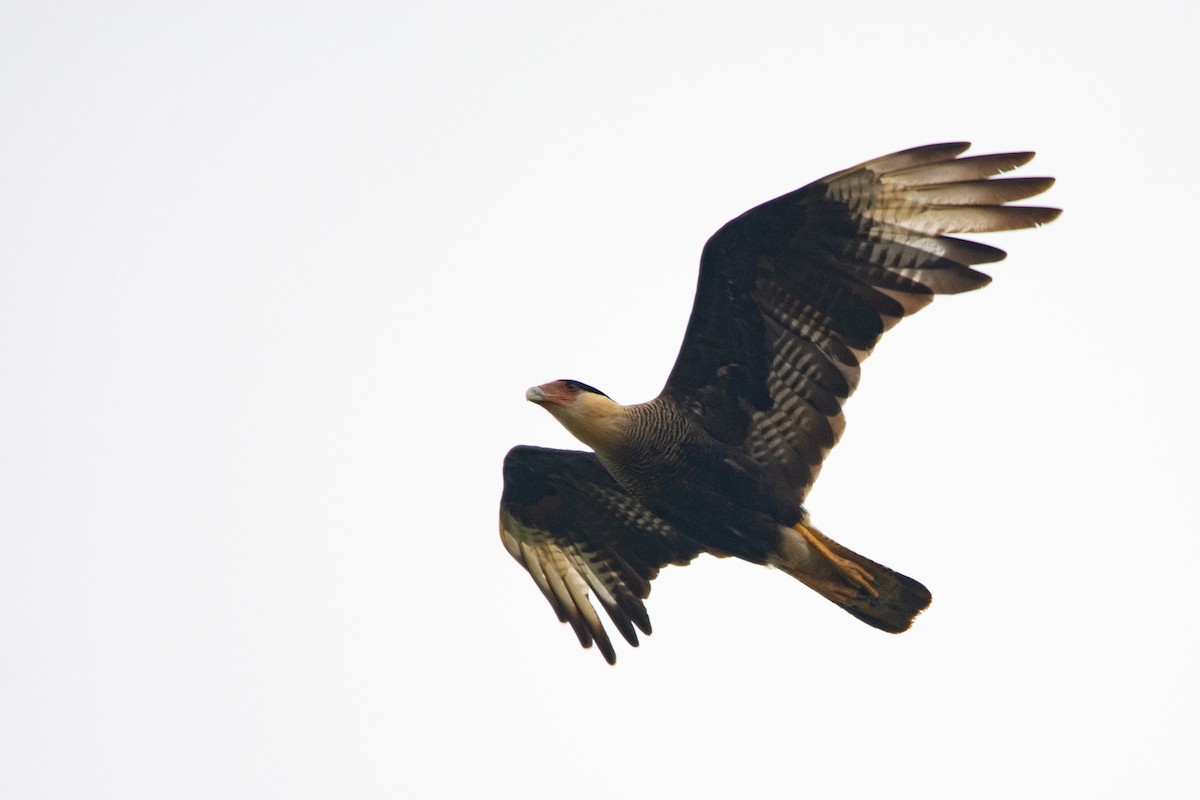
top-left (499, 446), bottom-right (700, 664)
top-left (663, 143), bottom-right (1058, 502)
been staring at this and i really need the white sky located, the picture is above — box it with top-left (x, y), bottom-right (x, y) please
top-left (3, 2), bottom-right (1197, 797)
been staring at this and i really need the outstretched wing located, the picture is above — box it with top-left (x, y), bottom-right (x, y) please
top-left (499, 445), bottom-right (701, 664)
top-left (662, 142), bottom-right (1059, 501)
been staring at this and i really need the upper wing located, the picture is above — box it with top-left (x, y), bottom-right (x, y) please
top-left (499, 445), bottom-right (701, 664)
top-left (662, 142), bottom-right (1059, 501)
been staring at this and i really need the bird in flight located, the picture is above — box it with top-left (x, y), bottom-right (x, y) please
top-left (499, 142), bottom-right (1058, 663)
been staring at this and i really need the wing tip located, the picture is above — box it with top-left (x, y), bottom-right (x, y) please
top-left (1036, 206), bottom-right (1064, 224)
top-left (858, 141), bottom-right (973, 174)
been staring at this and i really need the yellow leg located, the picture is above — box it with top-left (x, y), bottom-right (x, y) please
top-left (793, 522), bottom-right (880, 599)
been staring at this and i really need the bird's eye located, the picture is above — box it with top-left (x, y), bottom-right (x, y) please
top-left (563, 381), bottom-right (579, 392)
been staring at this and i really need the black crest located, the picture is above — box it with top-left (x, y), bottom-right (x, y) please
top-left (562, 380), bottom-right (609, 398)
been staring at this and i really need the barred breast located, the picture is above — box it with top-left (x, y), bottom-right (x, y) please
top-left (595, 397), bottom-right (694, 500)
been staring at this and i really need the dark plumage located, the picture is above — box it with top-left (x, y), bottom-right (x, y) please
top-left (501, 143), bottom-right (1059, 663)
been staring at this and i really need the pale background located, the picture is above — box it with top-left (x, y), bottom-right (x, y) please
top-left (3, 2), bottom-right (1196, 798)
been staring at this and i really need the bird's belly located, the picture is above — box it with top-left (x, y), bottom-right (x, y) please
top-left (602, 451), bottom-right (791, 565)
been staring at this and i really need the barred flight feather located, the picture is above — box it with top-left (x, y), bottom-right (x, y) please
top-left (500, 446), bottom-right (699, 664)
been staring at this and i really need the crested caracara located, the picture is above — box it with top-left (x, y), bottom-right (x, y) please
top-left (499, 143), bottom-right (1059, 663)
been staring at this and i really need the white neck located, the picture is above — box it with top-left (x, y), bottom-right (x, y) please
top-left (547, 392), bottom-right (631, 456)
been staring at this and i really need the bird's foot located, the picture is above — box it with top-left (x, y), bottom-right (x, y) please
top-left (793, 522), bottom-right (880, 599)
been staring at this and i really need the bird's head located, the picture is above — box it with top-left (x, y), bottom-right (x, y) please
top-left (526, 379), bottom-right (627, 453)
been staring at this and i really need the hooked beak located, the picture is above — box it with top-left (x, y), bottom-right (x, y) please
top-left (525, 385), bottom-right (548, 404)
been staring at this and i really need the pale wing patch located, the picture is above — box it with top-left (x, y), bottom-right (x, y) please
top-left (736, 144), bottom-right (1057, 501)
top-left (500, 512), bottom-right (618, 663)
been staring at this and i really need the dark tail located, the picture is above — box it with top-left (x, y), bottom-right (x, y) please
top-left (777, 522), bottom-right (932, 633)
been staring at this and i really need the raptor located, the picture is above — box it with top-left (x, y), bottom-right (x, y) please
top-left (499, 143), bottom-right (1058, 663)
